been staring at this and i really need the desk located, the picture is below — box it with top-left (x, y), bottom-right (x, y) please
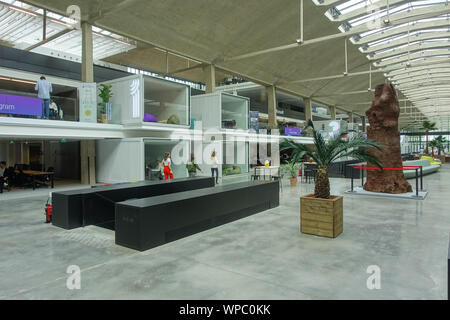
top-left (15, 170), bottom-right (54, 190)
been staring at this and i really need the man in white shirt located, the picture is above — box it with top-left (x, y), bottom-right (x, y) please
top-left (35, 76), bottom-right (53, 119)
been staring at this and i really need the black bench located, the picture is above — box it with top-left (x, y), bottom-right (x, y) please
top-left (115, 180), bottom-right (279, 251)
top-left (52, 177), bottom-right (215, 230)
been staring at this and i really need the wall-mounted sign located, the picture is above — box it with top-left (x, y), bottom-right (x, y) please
top-left (285, 127), bottom-right (302, 136)
top-left (0, 93), bottom-right (42, 117)
top-left (79, 83), bottom-right (97, 123)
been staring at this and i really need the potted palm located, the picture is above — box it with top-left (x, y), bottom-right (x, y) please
top-left (98, 84), bottom-right (113, 124)
top-left (281, 161), bottom-right (300, 186)
top-left (422, 120), bottom-right (437, 155)
top-left (281, 121), bottom-right (382, 238)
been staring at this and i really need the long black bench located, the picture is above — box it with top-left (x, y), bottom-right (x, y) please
top-left (115, 180), bottom-right (279, 251)
top-left (52, 177), bottom-right (215, 230)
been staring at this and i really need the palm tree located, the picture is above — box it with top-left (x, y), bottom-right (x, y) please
top-left (434, 135), bottom-right (447, 155)
top-left (280, 121), bottom-right (382, 199)
top-left (429, 139), bottom-right (439, 156)
top-left (422, 120), bottom-right (437, 155)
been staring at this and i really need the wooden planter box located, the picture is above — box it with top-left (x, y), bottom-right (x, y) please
top-left (300, 194), bottom-right (343, 238)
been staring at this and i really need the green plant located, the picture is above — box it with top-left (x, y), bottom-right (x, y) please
top-left (98, 84), bottom-right (113, 114)
top-left (422, 120), bottom-right (437, 155)
top-left (434, 135), bottom-right (447, 155)
top-left (281, 161), bottom-right (300, 179)
top-left (280, 120), bottom-right (382, 199)
top-left (429, 139), bottom-right (439, 156)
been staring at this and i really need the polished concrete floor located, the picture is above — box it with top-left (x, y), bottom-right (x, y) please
top-left (0, 166), bottom-right (449, 299)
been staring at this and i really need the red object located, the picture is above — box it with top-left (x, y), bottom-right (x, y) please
top-left (353, 165), bottom-right (421, 171)
top-left (45, 202), bottom-right (52, 223)
top-left (163, 166), bottom-right (174, 180)
top-left (298, 169), bottom-right (302, 176)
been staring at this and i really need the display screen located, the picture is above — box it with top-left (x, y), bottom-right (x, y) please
top-left (285, 127), bottom-right (302, 136)
top-left (0, 93), bottom-right (42, 116)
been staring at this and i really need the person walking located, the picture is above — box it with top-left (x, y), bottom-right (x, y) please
top-left (35, 76), bottom-right (52, 120)
top-left (211, 151), bottom-right (219, 184)
top-left (162, 152), bottom-right (174, 180)
top-left (186, 154), bottom-right (203, 178)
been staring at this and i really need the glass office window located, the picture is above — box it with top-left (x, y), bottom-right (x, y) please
top-left (144, 139), bottom-right (189, 180)
top-left (0, 77), bottom-right (78, 121)
top-left (221, 94), bottom-right (249, 130)
top-left (222, 141), bottom-right (249, 177)
top-left (143, 76), bottom-right (189, 126)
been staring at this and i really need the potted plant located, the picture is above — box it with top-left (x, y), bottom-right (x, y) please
top-left (281, 161), bottom-right (300, 186)
top-left (280, 121), bottom-right (382, 238)
top-left (98, 84), bottom-right (113, 124)
top-left (422, 120), bottom-right (437, 155)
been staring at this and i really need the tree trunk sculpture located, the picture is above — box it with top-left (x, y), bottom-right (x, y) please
top-left (364, 82), bottom-right (412, 194)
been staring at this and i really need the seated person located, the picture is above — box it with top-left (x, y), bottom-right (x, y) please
top-left (49, 100), bottom-right (59, 120)
top-left (0, 161), bottom-right (9, 190)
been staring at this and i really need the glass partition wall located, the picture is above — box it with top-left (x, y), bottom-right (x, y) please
top-left (0, 77), bottom-right (78, 121)
top-left (144, 139), bottom-right (190, 180)
top-left (143, 76), bottom-right (190, 126)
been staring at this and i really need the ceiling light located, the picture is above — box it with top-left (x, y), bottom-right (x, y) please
top-left (50, 19), bottom-right (72, 28)
top-left (9, 6), bottom-right (37, 16)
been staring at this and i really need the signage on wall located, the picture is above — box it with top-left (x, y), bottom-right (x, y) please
top-left (79, 83), bottom-right (97, 123)
top-left (285, 127), bottom-right (302, 136)
top-left (0, 93), bottom-right (42, 117)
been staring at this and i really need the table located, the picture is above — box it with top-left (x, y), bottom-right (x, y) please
top-left (252, 166), bottom-right (280, 180)
top-left (301, 162), bottom-right (317, 183)
top-left (15, 170), bottom-right (54, 190)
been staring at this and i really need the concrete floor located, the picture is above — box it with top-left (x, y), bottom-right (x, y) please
top-left (0, 166), bottom-right (449, 300)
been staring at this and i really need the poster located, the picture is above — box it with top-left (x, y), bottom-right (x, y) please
top-left (0, 93), bottom-right (42, 117)
top-left (79, 83), bottom-right (97, 123)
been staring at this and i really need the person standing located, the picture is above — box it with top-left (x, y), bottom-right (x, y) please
top-left (35, 76), bottom-right (52, 119)
top-left (211, 151), bottom-right (219, 184)
top-left (186, 154), bottom-right (203, 178)
top-left (162, 152), bottom-right (174, 180)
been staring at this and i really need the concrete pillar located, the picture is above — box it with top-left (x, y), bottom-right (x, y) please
top-left (347, 111), bottom-right (354, 123)
top-left (203, 64), bottom-right (216, 94)
top-left (80, 140), bottom-right (96, 185)
top-left (329, 105), bottom-right (336, 120)
top-left (304, 98), bottom-right (312, 123)
top-left (81, 22), bottom-right (94, 82)
top-left (81, 23), bottom-right (95, 184)
top-left (361, 116), bottom-right (366, 132)
top-left (266, 85), bottom-right (277, 129)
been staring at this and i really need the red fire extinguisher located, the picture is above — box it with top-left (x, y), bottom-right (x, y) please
top-left (45, 197), bottom-right (52, 223)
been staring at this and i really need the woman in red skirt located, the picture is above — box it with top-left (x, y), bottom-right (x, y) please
top-left (162, 152), bottom-right (174, 180)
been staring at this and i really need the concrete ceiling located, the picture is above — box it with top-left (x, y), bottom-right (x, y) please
top-left (21, 0), bottom-right (447, 127)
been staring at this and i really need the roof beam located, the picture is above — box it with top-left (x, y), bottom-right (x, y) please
top-left (24, 28), bottom-right (73, 51)
top-left (280, 69), bottom-right (383, 85)
top-left (380, 57), bottom-right (450, 71)
top-left (353, 18), bottom-right (450, 45)
top-left (374, 49), bottom-right (450, 68)
top-left (368, 39), bottom-right (450, 60)
top-left (223, 4), bottom-right (450, 63)
top-left (362, 30), bottom-right (450, 53)
top-left (385, 61), bottom-right (450, 75)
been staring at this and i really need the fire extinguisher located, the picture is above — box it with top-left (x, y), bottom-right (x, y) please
top-left (45, 195), bottom-right (52, 223)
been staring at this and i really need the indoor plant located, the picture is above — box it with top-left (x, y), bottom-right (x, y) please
top-left (281, 161), bottom-right (300, 186)
top-left (280, 120), bottom-right (382, 238)
top-left (422, 120), bottom-right (437, 155)
top-left (98, 84), bottom-right (113, 124)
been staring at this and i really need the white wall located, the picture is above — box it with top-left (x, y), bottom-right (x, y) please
top-left (99, 74), bottom-right (143, 126)
top-left (96, 138), bottom-right (145, 183)
top-left (191, 93), bottom-right (221, 129)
